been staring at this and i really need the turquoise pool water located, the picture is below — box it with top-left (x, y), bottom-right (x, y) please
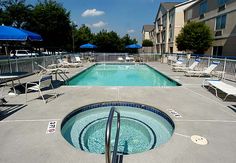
top-left (67, 63), bottom-right (180, 86)
top-left (61, 102), bottom-right (174, 155)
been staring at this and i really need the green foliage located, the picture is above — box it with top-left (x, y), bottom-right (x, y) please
top-left (120, 34), bottom-right (137, 46)
top-left (176, 21), bottom-right (213, 54)
top-left (93, 30), bottom-right (121, 52)
top-left (120, 34), bottom-right (138, 53)
top-left (28, 0), bottom-right (72, 50)
top-left (142, 39), bottom-right (153, 47)
top-left (74, 24), bottom-right (93, 51)
top-left (0, 0), bottom-right (32, 27)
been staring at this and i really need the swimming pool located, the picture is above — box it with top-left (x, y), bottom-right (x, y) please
top-left (61, 101), bottom-right (174, 155)
top-left (67, 63), bottom-right (180, 86)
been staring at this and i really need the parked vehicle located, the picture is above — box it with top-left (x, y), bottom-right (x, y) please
top-left (10, 50), bottom-right (39, 57)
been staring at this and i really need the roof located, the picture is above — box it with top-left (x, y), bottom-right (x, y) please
top-left (161, 2), bottom-right (181, 12)
top-left (155, 2), bottom-right (181, 21)
top-left (143, 25), bottom-right (155, 32)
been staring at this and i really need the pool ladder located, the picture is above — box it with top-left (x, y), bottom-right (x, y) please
top-left (105, 107), bottom-right (121, 163)
top-left (55, 69), bottom-right (69, 84)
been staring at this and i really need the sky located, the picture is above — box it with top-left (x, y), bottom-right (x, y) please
top-left (26, 0), bottom-right (182, 43)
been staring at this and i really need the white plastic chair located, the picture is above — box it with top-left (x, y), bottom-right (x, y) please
top-left (75, 56), bottom-right (82, 63)
top-left (172, 59), bottom-right (200, 72)
top-left (58, 59), bottom-right (81, 68)
top-left (35, 62), bottom-right (67, 75)
top-left (125, 56), bottom-right (134, 62)
top-left (117, 57), bottom-right (124, 62)
top-left (203, 79), bottom-right (236, 101)
top-left (25, 75), bottom-right (57, 103)
top-left (185, 62), bottom-right (220, 77)
top-left (0, 87), bottom-right (7, 105)
top-left (172, 58), bottom-right (185, 67)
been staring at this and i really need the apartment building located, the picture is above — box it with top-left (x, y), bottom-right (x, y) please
top-left (142, 25), bottom-right (155, 41)
top-left (185, 0), bottom-right (236, 56)
top-left (141, 25), bottom-right (156, 52)
top-left (153, 1), bottom-right (196, 54)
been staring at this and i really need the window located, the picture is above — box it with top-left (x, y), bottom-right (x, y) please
top-left (169, 29), bottom-right (173, 41)
top-left (169, 13), bottom-right (174, 25)
top-left (162, 31), bottom-right (166, 42)
top-left (216, 14), bottom-right (227, 30)
top-left (187, 9), bottom-right (193, 20)
top-left (213, 46), bottom-right (223, 56)
top-left (162, 15), bottom-right (167, 29)
top-left (199, 0), bottom-right (208, 15)
top-left (170, 47), bottom-right (173, 54)
top-left (218, 0), bottom-right (228, 6)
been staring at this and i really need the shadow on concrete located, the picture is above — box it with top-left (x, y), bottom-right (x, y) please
top-left (0, 104), bottom-right (27, 121)
top-left (228, 105), bottom-right (236, 113)
top-left (10, 80), bottom-right (64, 95)
top-left (29, 93), bottom-right (64, 103)
top-left (204, 86), bottom-right (236, 102)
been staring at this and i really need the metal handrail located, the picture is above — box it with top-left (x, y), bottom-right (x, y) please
top-left (105, 107), bottom-right (121, 163)
top-left (56, 69), bottom-right (69, 84)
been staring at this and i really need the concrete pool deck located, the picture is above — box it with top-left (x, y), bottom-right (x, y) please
top-left (0, 62), bottom-right (235, 163)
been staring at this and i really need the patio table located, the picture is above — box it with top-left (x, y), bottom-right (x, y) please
top-left (0, 72), bottom-right (28, 95)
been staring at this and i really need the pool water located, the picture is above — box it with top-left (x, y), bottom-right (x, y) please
top-left (67, 63), bottom-right (180, 86)
top-left (61, 102), bottom-right (174, 155)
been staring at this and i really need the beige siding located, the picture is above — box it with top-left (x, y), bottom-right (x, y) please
top-left (185, 0), bottom-right (236, 56)
top-left (152, 1), bottom-right (196, 54)
top-left (223, 36), bottom-right (236, 56)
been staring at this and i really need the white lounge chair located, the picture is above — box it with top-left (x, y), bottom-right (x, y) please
top-left (0, 97), bottom-right (7, 105)
top-left (25, 75), bottom-right (57, 103)
top-left (126, 56), bottom-right (134, 62)
top-left (117, 57), bottom-right (124, 62)
top-left (172, 59), bottom-right (200, 72)
top-left (75, 56), bottom-right (82, 63)
top-left (35, 62), bottom-right (67, 75)
top-left (172, 58), bottom-right (185, 67)
top-left (58, 59), bottom-right (81, 68)
top-left (185, 62), bottom-right (220, 77)
top-left (0, 87), bottom-right (7, 105)
top-left (203, 79), bottom-right (236, 101)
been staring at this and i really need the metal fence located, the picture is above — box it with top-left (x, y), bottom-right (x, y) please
top-left (0, 55), bottom-right (60, 74)
top-left (166, 53), bottom-right (236, 82)
top-left (0, 55), bottom-right (63, 84)
top-left (1, 52), bottom-right (235, 82)
top-left (78, 52), bottom-right (162, 62)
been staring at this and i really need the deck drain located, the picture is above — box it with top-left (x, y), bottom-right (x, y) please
top-left (167, 109), bottom-right (182, 118)
top-left (191, 135), bottom-right (208, 145)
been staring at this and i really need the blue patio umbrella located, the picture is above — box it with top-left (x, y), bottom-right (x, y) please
top-left (125, 44), bottom-right (142, 49)
top-left (80, 43), bottom-right (97, 49)
top-left (0, 25), bottom-right (43, 41)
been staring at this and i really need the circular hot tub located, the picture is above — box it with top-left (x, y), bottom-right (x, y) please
top-left (61, 101), bottom-right (174, 155)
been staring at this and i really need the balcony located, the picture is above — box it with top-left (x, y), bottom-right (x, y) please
top-left (218, 4), bottom-right (226, 12)
top-left (199, 13), bottom-right (205, 19)
top-left (215, 30), bottom-right (223, 37)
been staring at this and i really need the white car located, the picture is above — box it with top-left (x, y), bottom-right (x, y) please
top-left (10, 50), bottom-right (39, 57)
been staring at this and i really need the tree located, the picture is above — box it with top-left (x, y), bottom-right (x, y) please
top-left (27, 0), bottom-right (72, 50)
top-left (120, 34), bottom-right (137, 52)
top-left (0, 0), bottom-right (33, 28)
top-left (142, 39), bottom-right (153, 47)
top-left (93, 30), bottom-right (121, 52)
top-left (121, 34), bottom-right (137, 46)
top-left (176, 21), bottom-right (213, 54)
top-left (74, 24), bottom-right (93, 51)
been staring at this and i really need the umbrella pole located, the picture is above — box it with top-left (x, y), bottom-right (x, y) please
top-left (5, 45), bottom-right (12, 73)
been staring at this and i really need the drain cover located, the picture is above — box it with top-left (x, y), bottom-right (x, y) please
top-left (191, 135), bottom-right (208, 145)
